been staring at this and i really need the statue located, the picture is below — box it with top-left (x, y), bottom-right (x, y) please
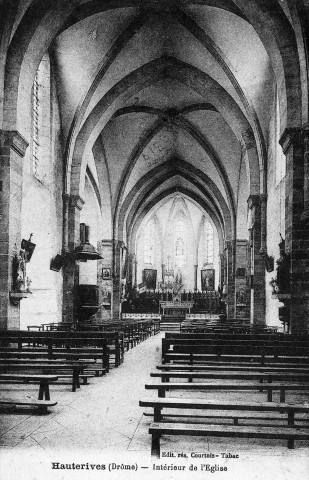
top-left (175, 269), bottom-right (182, 285)
top-left (12, 248), bottom-right (27, 292)
top-left (276, 234), bottom-right (290, 293)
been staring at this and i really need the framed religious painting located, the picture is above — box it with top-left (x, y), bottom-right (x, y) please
top-left (102, 267), bottom-right (111, 280)
top-left (143, 268), bottom-right (157, 290)
top-left (201, 268), bottom-right (215, 291)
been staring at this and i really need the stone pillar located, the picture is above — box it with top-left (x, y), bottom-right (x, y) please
top-left (112, 240), bottom-right (123, 320)
top-left (0, 130), bottom-right (28, 330)
top-left (280, 128), bottom-right (309, 333)
top-left (219, 253), bottom-right (225, 287)
top-left (194, 264), bottom-right (198, 291)
top-left (128, 253), bottom-right (135, 287)
top-left (62, 193), bottom-right (70, 253)
top-left (62, 194), bottom-right (84, 323)
top-left (161, 263), bottom-right (165, 282)
top-left (224, 240), bottom-right (235, 318)
top-left (135, 259), bottom-right (138, 287)
top-left (100, 239), bottom-right (113, 321)
top-left (248, 195), bottom-right (266, 325)
top-left (260, 193), bottom-right (267, 254)
top-left (301, 123), bottom-right (309, 220)
top-left (234, 240), bottom-right (250, 319)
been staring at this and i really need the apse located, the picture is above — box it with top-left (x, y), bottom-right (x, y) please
top-left (135, 194), bottom-right (219, 292)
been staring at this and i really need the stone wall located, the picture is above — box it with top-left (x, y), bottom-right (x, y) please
top-left (19, 60), bottom-right (64, 329)
top-left (265, 90), bottom-right (286, 330)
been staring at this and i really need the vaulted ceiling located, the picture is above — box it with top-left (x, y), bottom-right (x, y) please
top-left (5, 1), bottom-right (303, 247)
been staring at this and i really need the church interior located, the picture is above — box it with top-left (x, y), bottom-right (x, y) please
top-left (1, 0), bottom-right (309, 472)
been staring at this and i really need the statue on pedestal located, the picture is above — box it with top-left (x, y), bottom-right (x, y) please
top-left (12, 249), bottom-right (27, 292)
top-left (276, 234), bottom-right (290, 294)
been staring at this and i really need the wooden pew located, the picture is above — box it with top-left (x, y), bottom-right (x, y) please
top-left (162, 339), bottom-right (309, 362)
top-left (0, 333), bottom-right (110, 371)
top-left (0, 362), bottom-right (91, 392)
top-left (150, 370), bottom-right (309, 383)
top-left (156, 363), bottom-right (309, 373)
top-left (140, 397), bottom-right (309, 424)
top-left (0, 399), bottom-right (57, 414)
top-left (145, 381), bottom-right (309, 402)
top-left (164, 332), bottom-right (309, 343)
top-left (0, 373), bottom-right (58, 400)
top-left (149, 422), bottom-right (309, 456)
top-left (0, 357), bottom-right (105, 378)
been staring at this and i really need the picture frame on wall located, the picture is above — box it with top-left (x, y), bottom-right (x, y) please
top-left (102, 267), bottom-right (111, 280)
top-left (201, 268), bottom-right (215, 291)
top-left (143, 269), bottom-right (157, 290)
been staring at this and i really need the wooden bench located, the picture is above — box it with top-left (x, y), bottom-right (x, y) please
top-left (165, 332), bottom-right (309, 341)
top-left (163, 352), bottom-right (309, 366)
top-left (140, 397), bottom-right (309, 423)
top-left (156, 364), bottom-right (309, 373)
top-left (0, 362), bottom-right (90, 392)
top-left (0, 374), bottom-right (58, 400)
top-left (148, 422), bottom-right (309, 456)
top-left (0, 399), bottom-right (57, 414)
top-left (0, 331), bottom-right (110, 368)
top-left (150, 370), bottom-right (309, 384)
top-left (145, 382), bottom-right (309, 402)
top-left (162, 340), bottom-right (309, 362)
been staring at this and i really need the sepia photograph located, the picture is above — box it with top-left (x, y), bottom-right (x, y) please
top-left (0, 1), bottom-right (309, 480)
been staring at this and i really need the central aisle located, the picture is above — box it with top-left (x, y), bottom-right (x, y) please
top-left (0, 332), bottom-right (163, 453)
top-left (1, 330), bottom-right (308, 480)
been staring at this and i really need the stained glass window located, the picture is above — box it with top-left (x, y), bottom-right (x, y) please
top-left (175, 219), bottom-right (186, 268)
top-left (206, 222), bottom-right (214, 264)
top-left (144, 219), bottom-right (155, 264)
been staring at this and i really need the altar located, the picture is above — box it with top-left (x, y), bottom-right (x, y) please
top-left (159, 299), bottom-right (194, 316)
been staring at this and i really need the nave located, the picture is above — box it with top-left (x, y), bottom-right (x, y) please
top-left (1, 329), bottom-right (308, 473)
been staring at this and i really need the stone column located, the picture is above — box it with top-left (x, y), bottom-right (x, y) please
top-left (224, 240), bottom-right (235, 318)
top-left (234, 239), bottom-right (250, 319)
top-left (128, 253), bottom-right (135, 287)
top-left (301, 123), bottom-right (309, 220)
top-left (112, 240), bottom-right (123, 320)
top-left (260, 193), bottom-right (267, 254)
top-left (280, 127), bottom-right (309, 333)
top-left (161, 263), bottom-right (165, 282)
top-left (194, 264), bottom-right (198, 291)
top-left (0, 130), bottom-right (28, 329)
top-left (62, 194), bottom-right (84, 323)
top-left (247, 195), bottom-right (266, 325)
top-left (100, 239), bottom-right (113, 321)
top-left (219, 253), bottom-right (225, 287)
top-left (62, 193), bottom-right (70, 253)
top-left (135, 259), bottom-right (138, 287)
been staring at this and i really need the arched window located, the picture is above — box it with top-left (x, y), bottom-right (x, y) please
top-left (31, 54), bottom-right (50, 180)
top-left (276, 89), bottom-right (286, 185)
top-left (32, 68), bottom-right (40, 176)
top-left (174, 218), bottom-right (186, 268)
top-left (206, 222), bottom-right (214, 264)
top-left (144, 219), bottom-right (155, 264)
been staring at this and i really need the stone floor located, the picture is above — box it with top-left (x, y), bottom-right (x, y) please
top-left (0, 332), bottom-right (308, 480)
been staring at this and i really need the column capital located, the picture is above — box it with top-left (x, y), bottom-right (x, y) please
top-left (247, 194), bottom-right (260, 209)
top-left (236, 239), bottom-right (248, 247)
top-left (302, 123), bottom-right (309, 139)
top-left (241, 127), bottom-right (255, 150)
top-left (279, 127), bottom-right (302, 155)
top-left (0, 129), bottom-right (28, 157)
top-left (224, 240), bottom-right (234, 251)
top-left (70, 194), bottom-right (84, 211)
top-left (101, 239), bottom-right (113, 247)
